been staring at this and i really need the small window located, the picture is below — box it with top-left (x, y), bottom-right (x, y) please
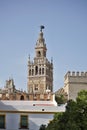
top-left (39, 68), bottom-right (41, 75)
top-left (0, 115), bottom-right (5, 129)
top-left (29, 69), bottom-right (31, 75)
top-left (32, 69), bottom-right (34, 75)
top-left (38, 51), bottom-right (41, 57)
top-left (20, 115), bottom-right (28, 129)
top-left (42, 68), bottom-right (44, 74)
top-left (35, 66), bottom-right (38, 75)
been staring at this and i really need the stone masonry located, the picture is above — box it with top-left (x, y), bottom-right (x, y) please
top-left (64, 71), bottom-right (87, 100)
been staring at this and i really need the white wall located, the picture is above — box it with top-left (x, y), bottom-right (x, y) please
top-left (3, 113), bottom-right (54, 130)
top-left (6, 113), bottom-right (20, 130)
top-left (29, 114), bottom-right (54, 130)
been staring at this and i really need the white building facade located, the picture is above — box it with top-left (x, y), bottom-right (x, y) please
top-left (0, 101), bottom-right (65, 130)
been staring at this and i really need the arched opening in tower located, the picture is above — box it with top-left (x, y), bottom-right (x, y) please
top-left (35, 66), bottom-right (38, 75)
top-left (20, 95), bottom-right (24, 100)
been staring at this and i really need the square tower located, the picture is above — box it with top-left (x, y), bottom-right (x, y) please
top-left (64, 71), bottom-right (87, 100)
top-left (27, 26), bottom-right (53, 100)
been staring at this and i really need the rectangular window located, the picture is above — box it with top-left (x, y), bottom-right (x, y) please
top-left (0, 115), bottom-right (5, 128)
top-left (20, 115), bottom-right (28, 129)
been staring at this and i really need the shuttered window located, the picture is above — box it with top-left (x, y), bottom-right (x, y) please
top-left (20, 115), bottom-right (28, 128)
top-left (0, 115), bottom-right (5, 128)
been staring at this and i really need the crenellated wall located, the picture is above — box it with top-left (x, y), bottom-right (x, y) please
top-left (64, 71), bottom-right (87, 100)
top-left (65, 71), bottom-right (87, 78)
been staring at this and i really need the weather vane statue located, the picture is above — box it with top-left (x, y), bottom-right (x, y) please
top-left (40, 25), bottom-right (45, 32)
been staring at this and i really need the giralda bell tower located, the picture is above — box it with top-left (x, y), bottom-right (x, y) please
top-left (28, 26), bottom-right (53, 100)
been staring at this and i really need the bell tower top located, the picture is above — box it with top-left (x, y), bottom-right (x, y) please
top-left (35, 25), bottom-right (47, 58)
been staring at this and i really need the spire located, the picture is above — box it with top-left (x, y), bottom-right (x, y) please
top-left (51, 57), bottom-right (53, 64)
top-left (28, 54), bottom-right (31, 64)
top-left (38, 26), bottom-right (44, 43)
top-left (36, 25), bottom-right (46, 48)
top-left (28, 54), bottom-right (30, 61)
top-left (35, 25), bottom-right (47, 58)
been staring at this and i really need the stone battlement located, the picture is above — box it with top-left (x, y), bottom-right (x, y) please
top-left (65, 71), bottom-right (87, 79)
top-left (64, 71), bottom-right (87, 100)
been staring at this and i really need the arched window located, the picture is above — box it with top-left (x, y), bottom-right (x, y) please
top-left (39, 68), bottom-right (41, 75)
top-left (37, 51), bottom-right (41, 57)
top-left (42, 68), bottom-right (44, 74)
top-left (20, 95), bottom-right (24, 100)
top-left (29, 69), bottom-right (31, 76)
top-left (32, 69), bottom-right (34, 75)
top-left (35, 66), bottom-right (38, 75)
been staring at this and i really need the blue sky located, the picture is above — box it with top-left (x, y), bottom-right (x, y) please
top-left (0, 0), bottom-right (87, 92)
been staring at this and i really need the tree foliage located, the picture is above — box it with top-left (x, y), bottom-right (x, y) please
top-left (55, 94), bottom-right (67, 105)
top-left (39, 124), bottom-right (46, 130)
top-left (46, 90), bottom-right (87, 130)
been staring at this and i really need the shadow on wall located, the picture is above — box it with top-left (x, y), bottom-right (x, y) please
top-left (0, 101), bottom-right (17, 111)
top-left (29, 120), bottom-right (39, 130)
top-left (29, 114), bottom-right (54, 130)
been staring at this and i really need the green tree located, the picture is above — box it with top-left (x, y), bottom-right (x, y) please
top-left (46, 90), bottom-right (87, 130)
top-left (76, 90), bottom-right (87, 130)
top-left (55, 94), bottom-right (67, 105)
top-left (39, 124), bottom-right (46, 130)
top-left (77, 90), bottom-right (87, 102)
top-left (46, 113), bottom-right (63, 130)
